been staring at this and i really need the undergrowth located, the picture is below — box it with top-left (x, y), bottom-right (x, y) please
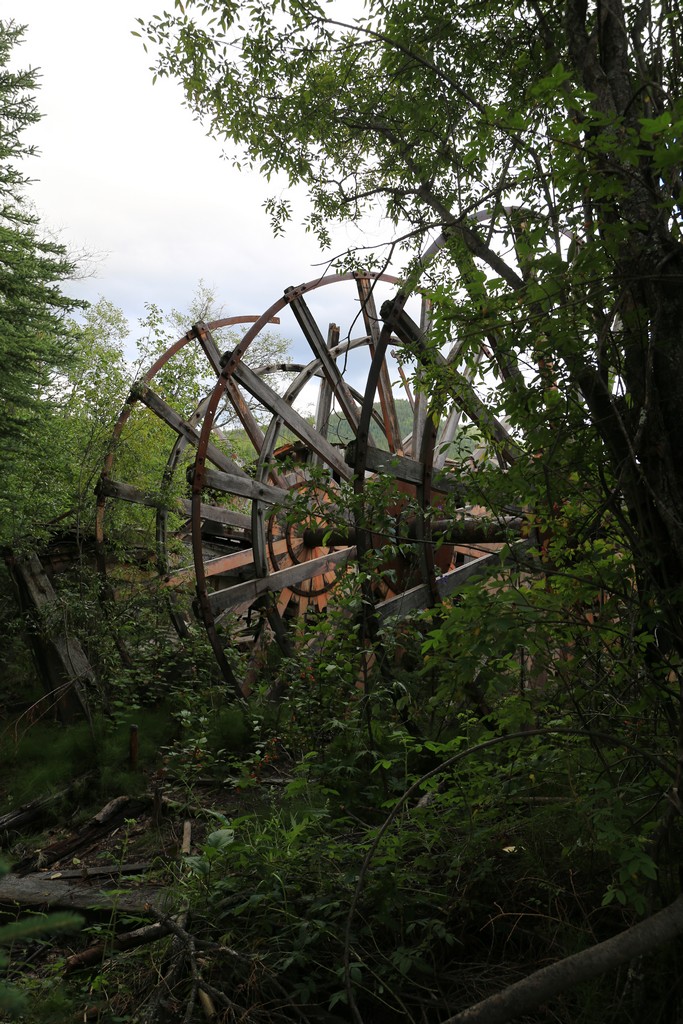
top-left (2, 530), bottom-right (683, 1023)
top-left (0, 709), bottom-right (177, 815)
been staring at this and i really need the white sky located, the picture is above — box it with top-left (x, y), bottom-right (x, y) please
top-left (7, 0), bottom-right (403, 364)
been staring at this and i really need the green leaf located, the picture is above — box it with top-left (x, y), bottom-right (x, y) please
top-left (206, 828), bottom-right (236, 850)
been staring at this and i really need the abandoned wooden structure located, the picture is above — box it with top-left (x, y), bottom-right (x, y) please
top-left (3, 546), bottom-right (96, 723)
top-left (96, 272), bottom-right (526, 696)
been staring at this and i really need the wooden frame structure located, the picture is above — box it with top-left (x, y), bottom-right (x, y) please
top-left (97, 273), bottom-right (525, 696)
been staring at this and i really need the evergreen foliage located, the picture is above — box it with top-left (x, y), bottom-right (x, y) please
top-left (0, 20), bottom-right (84, 543)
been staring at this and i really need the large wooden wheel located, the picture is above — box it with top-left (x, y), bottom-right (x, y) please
top-left (98, 271), bottom-right (521, 696)
top-left (187, 273), bottom-right (516, 694)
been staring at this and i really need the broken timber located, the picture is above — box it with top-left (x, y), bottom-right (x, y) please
top-left (1, 797), bottom-right (171, 917)
top-left (3, 548), bottom-right (95, 723)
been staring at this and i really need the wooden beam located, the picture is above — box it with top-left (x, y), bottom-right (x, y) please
top-left (211, 546), bottom-right (356, 617)
top-left (356, 274), bottom-right (403, 454)
top-left (130, 382), bottom-right (249, 477)
top-left (190, 465), bottom-right (290, 506)
top-left (96, 477), bottom-right (251, 531)
top-left (287, 290), bottom-right (361, 431)
top-left (0, 872), bottom-right (166, 916)
top-left (165, 538), bottom-right (290, 587)
top-left (4, 550), bottom-right (94, 724)
top-left (345, 440), bottom-right (466, 498)
top-left (380, 300), bottom-right (521, 462)
top-left (374, 541), bottom-right (531, 620)
top-left (232, 362), bottom-right (353, 481)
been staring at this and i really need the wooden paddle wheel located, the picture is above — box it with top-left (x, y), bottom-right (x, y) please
top-left (97, 271), bottom-right (524, 697)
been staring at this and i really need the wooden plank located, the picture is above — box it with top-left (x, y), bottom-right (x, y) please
top-left (190, 501), bottom-right (250, 531)
top-left (395, 360), bottom-right (415, 412)
top-left (45, 863), bottom-right (154, 880)
top-left (96, 476), bottom-right (170, 511)
top-left (96, 477), bottom-right (251, 531)
top-left (286, 290), bottom-right (361, 432)
top-left (232, 362), bottom-right (353, 480)
top-left (433, 406), bottom-right (461, 470)
top-left (211, 546), bottom-right (356, 617)
top-left (0, 783), bottom-right (92, 832)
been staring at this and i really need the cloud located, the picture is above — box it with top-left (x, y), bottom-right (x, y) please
top-left (8, 0), bottom-right (423, 429)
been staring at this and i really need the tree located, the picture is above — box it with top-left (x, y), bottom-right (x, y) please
top-left (134, 278), bottom-right (291, 424)
top-left (0, 19), bottom-right (84, 544)
top-left (46, 299), bottom-right (131, 533)
top-left (140, 0), bottom-right (683, 654)
top-left (137, 3), bottom-right (683, 1017)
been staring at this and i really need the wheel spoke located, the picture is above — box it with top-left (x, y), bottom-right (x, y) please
top-left (232, 362), bottom-right (353, 481)
top-left (374, 542), bottom-right (531, 621)
top-left (411, 294), bottom-right (431, 459)
top-left (193, 322), bottom-right (268, 454)
top-left (276, 588), bottom-right (294, 616)
top-left (356, 274), bottom-right (403, 453)
top-left (384, 303), bottom-right (520, 462)
top-left (312, 322), bottom-right (340, 463)
top-left (131, 382), bottom-right (250, 476)
top-left (225, 376), bottom-right (267, 454)
top-left (287, 290), bottom-right (360, 432)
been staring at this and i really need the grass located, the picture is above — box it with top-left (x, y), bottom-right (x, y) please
top-left (0, 706), bottom-right (179, 816)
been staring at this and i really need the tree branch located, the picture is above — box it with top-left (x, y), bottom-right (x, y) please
top-left (442, 894), bottom-right (683, 1024)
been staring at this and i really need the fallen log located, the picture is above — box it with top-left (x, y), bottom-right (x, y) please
top-left (47, 862), bottom-right (154, 881)
top-left (443, 894), bottom-right (683, 1024)
top-left (0, 870), bottom-right (167, 916)
top-left (0, 784), bottom-right (80, 833)
top-left (64, 918), bottom-right (173, 973)
top-left (12, 795), bottom-right (151, 875)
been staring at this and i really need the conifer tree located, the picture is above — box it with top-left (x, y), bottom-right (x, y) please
top-left (0, 24), bottom-right (82, 448)
top-left (0, 20), bottom-right (83, 538)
